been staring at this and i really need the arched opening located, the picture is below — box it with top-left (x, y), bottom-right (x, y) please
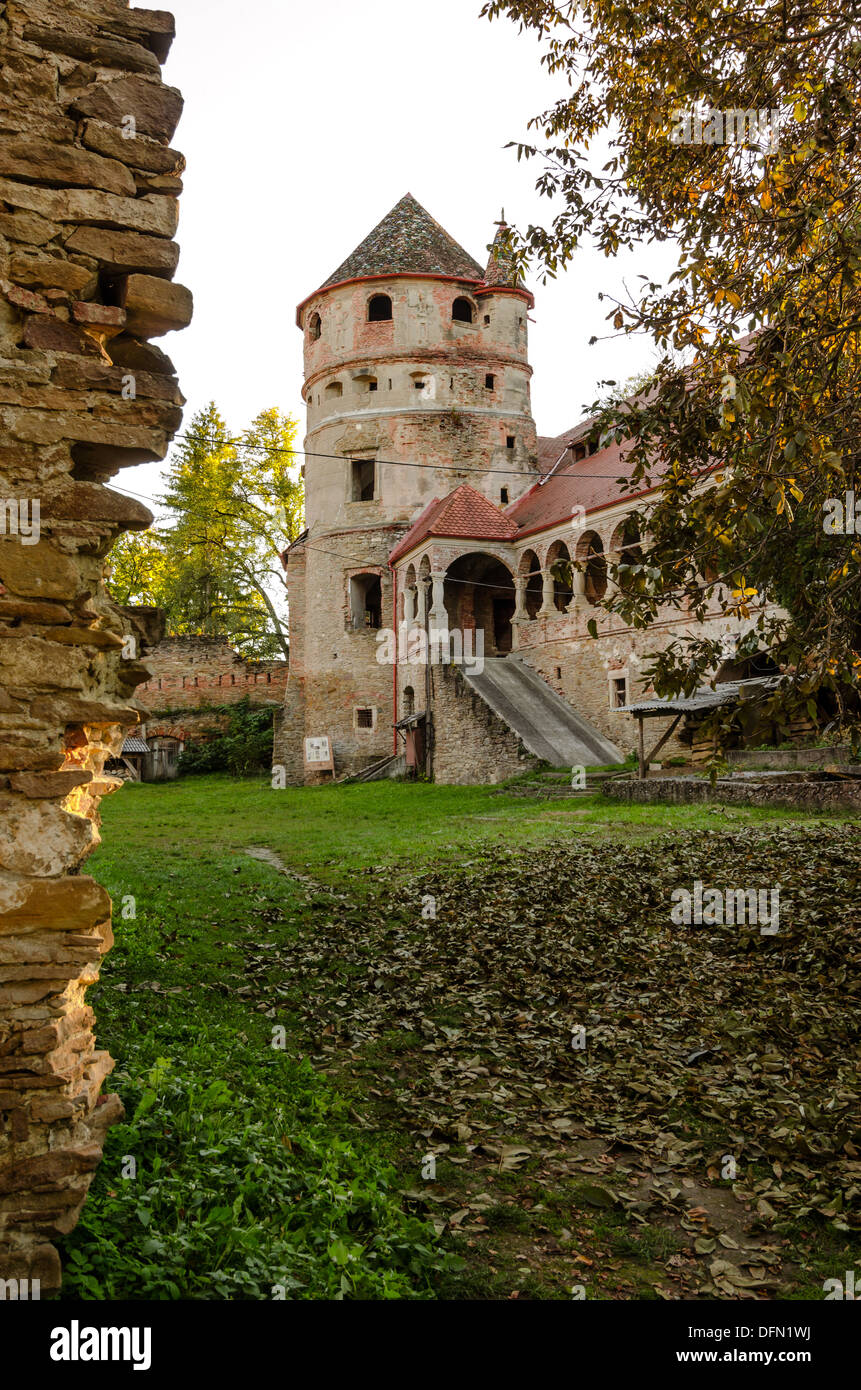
top-left (368, 294), bottom-right (393, 322)
top-left (443, 551), bottom-right (515, 656)
top-left (610, 517), bottom-right (643, 592)
top-left (452, 297), bottom-right (474, 323)
top-left (403, 685), bottom-right (415, 716)
top-left (308, 311), bottom-right (322, 341)
top-left (349, 573), bottom-right (382, 629)
top-left (518, 549), bottom-right (542, 619)
top-left (576, 531), bottom-right (608, 604)
top-left (546, 539), bottom-right (574, 612)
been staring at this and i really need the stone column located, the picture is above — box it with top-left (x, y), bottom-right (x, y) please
top-left (568, 567), bottom-right (587, 612)
top-left (429, 573), bottom-right (447, 628)
top-left (404, 584), bottom-right (416, 627)
top-left (539, 568), bottom-right (556, 616)
top-left (0, 1), bottom-right (190, 1292)
top-left (513, 575), bottom-right (527, 620)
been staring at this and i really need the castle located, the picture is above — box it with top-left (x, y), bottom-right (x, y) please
top-left (275, 194), bottom-right (749, 784)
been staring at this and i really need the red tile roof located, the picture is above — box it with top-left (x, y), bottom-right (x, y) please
top-left (389, 484), bottom-right (518, 564)
top-left (507, 438), bottom-right (653, 535)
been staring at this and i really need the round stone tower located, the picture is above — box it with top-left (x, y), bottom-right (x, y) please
top-left (278, 194), bottom-right (537, 781)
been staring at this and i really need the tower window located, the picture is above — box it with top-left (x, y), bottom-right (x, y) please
top-left (484, 314), bottom-right (491, 325)
top-left (308, 311), bottom-right (322, 341)
top-left (350, 575), bottom-right (382, 630)
top-left (350, 457), bottom-right (376, 502)
top-left (485, 373), bottom-right (495, 390)
top-left (368, 294), bottom-right (393, 322)
top-left (506, 435), bottom-right (515, 449)
top-left (368, 378), bottom-right (378, 392)
top-left (500, 487), bottom-right (509, 505)
top-left (325, 381), bottom-right (343, 398)
top-left (611, 676), bottom-right (627, 709)
top-left (452, 297), bottom-right (474, 323)
top-left (555, 666), bottom-right (562, 680)
top-left (356, 707), bottom-right (374, 729)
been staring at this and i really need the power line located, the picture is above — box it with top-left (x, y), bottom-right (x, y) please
top-left (171, 430), bottom-right (640, 482)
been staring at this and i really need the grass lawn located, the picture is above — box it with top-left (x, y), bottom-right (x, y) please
top-left (59, 775), bottom-right (860, 1300)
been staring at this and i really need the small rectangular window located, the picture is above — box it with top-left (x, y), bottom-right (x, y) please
top-left (369, 379), bottom-right (378, 391)
top-left (506, 435), bottom-right (515, 449)
top-left (351, 458), bottom-right (376, 502)
top-left (611, 677), bottom-right (627, 709)
top-left (500, 487), bottom-right (509, 505)
top-left (484, 315), bottom-right (491, 325)
top-left (485, 373), bottom-right (495, 390)
top-left (414, 379), bottom-right (426, 390)
top-left (356, 707), bottom-right (374, 729)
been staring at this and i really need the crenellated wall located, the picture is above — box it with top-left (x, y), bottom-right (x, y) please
top-left (0, 0), bottom-right (189, 1290)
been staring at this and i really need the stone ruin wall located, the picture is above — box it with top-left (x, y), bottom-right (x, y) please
top-left (0, 0), bottom-right (189, 1290)
top-left (138, 635), bottom-right (289, 713)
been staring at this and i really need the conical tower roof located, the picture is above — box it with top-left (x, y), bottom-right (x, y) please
top-left (321, 193), bottom-right (485, 289)
top-left (484, 213), bottom-right (521, 287)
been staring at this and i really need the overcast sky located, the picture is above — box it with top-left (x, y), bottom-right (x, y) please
top-left (122, 0), bottom-right (675, 513)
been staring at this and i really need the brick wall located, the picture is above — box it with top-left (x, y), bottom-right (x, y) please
top-left (137, 635), bottom-right (288, 714)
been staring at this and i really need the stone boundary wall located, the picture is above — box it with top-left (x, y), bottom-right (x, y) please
top-left (431, 662), bottom-right (540, 785)
top-left (726, 745), bottom-right (852, 771)
top-left (137, 635), bottom-right (288, 713)
top-left (603, 776), bottom-right (861, 813)
top-left (0, 0), bottom-right (189, 1290)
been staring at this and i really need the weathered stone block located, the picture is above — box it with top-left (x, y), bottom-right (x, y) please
top-left (0, 137), bottom-right (137, 195)
top-left (81, 119), bottom-right (185, 175)
top-left (0, 540), bottom-right (81, 599)
top-left (70, 75), bottom-right (184, 144)
top-left (21, 24), bottom-right (162, 76)
top-left (10, 254), bottom-right (98, 297)
top-left (22, 316), bottom-right (105, 357)
top-left (64, 223), bottom-right (180, 276)
top-left (123, 273), bottom-right (192, 337)
top-left (0, 178), bottom-right (179, 238)
top-left (0, 876), bottom-right (112, 935)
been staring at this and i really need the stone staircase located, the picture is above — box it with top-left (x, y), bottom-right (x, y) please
top-left (462, 656), bottom-right (622, 768)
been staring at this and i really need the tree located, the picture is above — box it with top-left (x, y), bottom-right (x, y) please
top-left (483, 0), bottom-right (861, 739)
top-left (108, 403), bottom-right (304, 660)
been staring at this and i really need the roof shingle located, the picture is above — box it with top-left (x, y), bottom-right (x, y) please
top-left (321, 194), bottom-right (485, 290)
top-left (390, 484), bottom-right (518, 564)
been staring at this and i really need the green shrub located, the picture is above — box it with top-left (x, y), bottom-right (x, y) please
top-left (179, 698), bottom-right (273, 778)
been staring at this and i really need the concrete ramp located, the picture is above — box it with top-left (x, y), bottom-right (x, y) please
top-left (462, 657), bottom-right (622, 767)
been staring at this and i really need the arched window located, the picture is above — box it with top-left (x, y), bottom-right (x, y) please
top-left (368, 294), bottom-right (393, 322)
top-left (349, 573), bottom-right (382, 629)
top-left (308, 311), bottom-right (322, 341)
top-left (452, 297), bottom-right (474, 323)
top-left (576, 532), bottom-right (608, 604)
top-left (546, 539), bottom-right (574, 612)
top-left (518, 550), bottom-right (542, 619)
top-left (403, 685), bottom-right (415, 716)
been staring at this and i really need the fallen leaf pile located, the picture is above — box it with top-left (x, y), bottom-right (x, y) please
top-left (253, 824), bottom-right (860, 1291)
